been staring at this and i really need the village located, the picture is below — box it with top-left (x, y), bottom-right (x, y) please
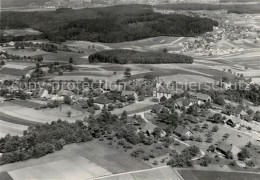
top-left (0, 2), bottom-right (260, 180)
top-left (0, 60), bottom-right (260, 171)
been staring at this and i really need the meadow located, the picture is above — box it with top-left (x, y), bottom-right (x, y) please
top-left (178, 170), bottom-right (260, 180)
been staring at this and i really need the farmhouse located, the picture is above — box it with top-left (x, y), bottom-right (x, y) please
top-left (174, 125), bottom-right (193, 138)
top-left (121, 90), bottom-right (138, 100)
top-left (140, 122), bottom-right (157, 136)
top-left (151, 104), bottom-right (164, 114)
top-left (174, 97), bottom-right (193, 109)
top-left (57, 90), bottom-right (74, 98)
top-left (94, 95), bottom-right (113, 108)
top-left (153, 86), bottom-right (174, 100)
top-left (189, 92), bottom-right (212, 103)
top-left (226, 117), bottom-right (240, 128)
top-left (38, 88), bottom-right (48, 98)
top-left (217, 142), bottom-right (241, 159)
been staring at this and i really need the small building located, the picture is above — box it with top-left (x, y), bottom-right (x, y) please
top-left (153, 86), bottom-right (174, 100)
top-left (174, 125), bottom-right (193, 138)
top-left (240, 110), bottom-right (248, 120)
top-left (140, 122), bottom-right (157, 136)
top-left (121, 90), bottom-right (138, 100)
top-left (38, 88), bottom-right (49, 99)
top-left (174, 97), bottom-right (192, 109)
top-left (189, 92), bottom-right (212, 103)
top-left (57, 90), bottom-right (74, 97)
top-left (217, 142), bottom-right (241, 159)
top-left (226, 117), bottom-right (240, 128)
top-left (151, 104), bottom-right (164, 114)
top-left (94, 95), bottom-right (113, 108)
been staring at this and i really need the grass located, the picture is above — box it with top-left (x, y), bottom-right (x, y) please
top-left (178, 170), bottom-right (260, 180)
top-left (0, 140), bottom-right (150, 175)
top-left (0, 68), bottom-right (25, 76)
top-left (112, 104), bottom-right (156, 115)
top-left (10, 99), bottom-right (42, 108)
top-left (123, 69), bottom-right (202, 81)
top-left (0, 120), bottom-right (28, 138)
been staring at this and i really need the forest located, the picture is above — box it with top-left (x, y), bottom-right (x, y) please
top-left (88, 49), bottom-right (194, 64)
top-left (0, 5), bottom-right (218, 43)
top-left (155, 3), bottom-right (260, 14)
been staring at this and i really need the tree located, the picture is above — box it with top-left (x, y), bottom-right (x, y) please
top-left (144, 73), bottom-right (156, 81)
top-left (64, 95), bottom-right (71, 105)
top-left (152, 127), bottom-right (163, 138)
top-left (238, 148), bottom-right (251, 161)
top-left (69, 57), bottom-right (74, 64)
top-left (246, 109), bottom-right (254, 116)
top-left (212, 125), bottom-right (219, 132)
top-left (163, 48), bottom-right (168, 53)
top-left (208, 145), bottom-right (215, 152)
top-left (212, 113), bottom-right (223, 124)
top-left (121, 110), bottom-right (128, 121)
top-left (124, 67), bottom-right (131, 77)
top-left (0, 60), bottom-right (5, 65)
top-left (214, 96), bottom-right (225, 106)
top-left (200, 155), bottom-right (212, 167)
top-left (67, 111), bottom-right (72, 117)
top-left (107, 104), bottom-right (114, 111)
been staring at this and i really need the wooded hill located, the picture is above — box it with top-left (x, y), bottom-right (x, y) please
top-left (88, 49), bottom-right (194, 64)
top-left (0, 5), bottom-right (218, 43)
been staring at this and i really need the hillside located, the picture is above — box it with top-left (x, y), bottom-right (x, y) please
top-left (155, 2), bottom-right (260, 13)
top-left (0, 5), bottom-right (218, 43)
top-left (88, 49), bottom-right (194, 64)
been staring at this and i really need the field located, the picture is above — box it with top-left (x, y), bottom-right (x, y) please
top-left (98, 166), bottom-right (183, 180)
top-left (0, 141), bottom-right (150, 180)
top-left (2, 28), bottom-right (42, 37)
top-left (8, 156), bottom-right (112, 180)
top-left (178, 170), bottom-right (260, 180)
top-left (0, 63), bottom-right (32, 76)
top-left (0, 120), bottom-right (28, 138)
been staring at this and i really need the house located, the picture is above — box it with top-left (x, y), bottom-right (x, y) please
top-left (140, 122), bottom-right (166, 137)
top-left (121, 90), bottom-right (138, 100)
top-left (189, 92), bottom-right (212, 103)
top-left (94, 95), bottom-right (113, 108)
top-left (226, 117), bottom-right (240, 128)
top-left (43, 94), bottom-right (53, 100)
top-left (140, 122), bottom-right (157, 136)
top-left (51, 95), bottom-right (64, 101)
top-left (222, 82), bottom-right (232, 90)
top-left (217, 142), bottom-right (241, 159)
top-left (174, 97), bottom-right (192, 109)
top-left (240, 110), bottom-right (248, 119)
top-left (38, 88), bottom-right (49, 99)
top-left (57, 90), bottom-right (74, 97)
top-left (151, 104), bottom-right (164, 114)
top-left (153, 86), bottom-right (174, 100)
top-left (174, 125), bottom-right (193, 138)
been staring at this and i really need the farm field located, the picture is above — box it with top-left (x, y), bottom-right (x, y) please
top-left (111, 103), bottom-right (156, 115)
top-left (0, 141), bottom-right (150, 179)
top-left (97, 166), bottom-right (183, 180)
top-left (178, 170), bottom-right (260, 180)
top-left (2, 28), bottom-right (41, 37)
top-left (0, 120), bottom-right (28, 138)
top-left (8, 156), bottom-right (112, 180)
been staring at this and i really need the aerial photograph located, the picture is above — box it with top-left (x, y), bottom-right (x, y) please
top-left (0, 0), bottom-right (260, 179)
